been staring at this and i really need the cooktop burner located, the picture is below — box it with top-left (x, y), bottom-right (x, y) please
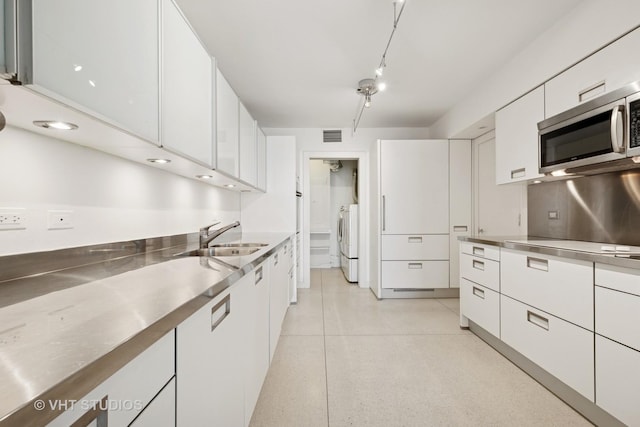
top-left (505, 239), bottom-right (640, 256)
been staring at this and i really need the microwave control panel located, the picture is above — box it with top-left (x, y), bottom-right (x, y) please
top-left (630, 99), bottom-right (640, 149)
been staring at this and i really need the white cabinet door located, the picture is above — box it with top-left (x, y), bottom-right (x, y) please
top-left (256, 127), bottom-right (267, 191)
top-left (239, 102), bottom-right (257, 185)
top-left (216, 68), bottom-right (239, 176)
top-left (49, 332), bottom-right (175, 427)
top-left (243, 262), bottom-right (270, 425)
top-left (161, 0), bottom-right (213, 167)
top-left (380, 139), bottom-right (449, 234)
top-left (30, 0), bottom-right (160, 143)
top-left (381, 260), bottom-right (450, 289)
top-left (130, 378), bottom-right (175, 427)
top-left (449, 139), bottom-right (471, 287)
top-left (269, 247), bottom-right (290, 361)
top-left (595, 335), bottom-right (640, 427)
top-left (460, 278), bottom-right (500, 338)
top-left (495, 86), bottom-right (544, 184)
top-left (501, 295), bottom-right (594, 401)
top-left (500, 249), bottom-right (593, 330)
top-left (545, 28), bottom-right (640, 118)
top-left (176, 285), bottom-right (244, 427)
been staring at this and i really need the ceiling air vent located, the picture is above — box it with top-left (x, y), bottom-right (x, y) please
top-left (323, 129), bottom-right (342, 143)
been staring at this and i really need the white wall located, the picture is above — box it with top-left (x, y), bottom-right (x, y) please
top-left (430, 0), bottom-right (640, 138)
top-left (240, 136), bottom-right (296, 233)
top-left (0, 126), bottom-right (240, 255)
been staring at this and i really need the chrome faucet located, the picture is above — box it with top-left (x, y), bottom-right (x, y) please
top-left (199, 221), bottom-right (241, 249)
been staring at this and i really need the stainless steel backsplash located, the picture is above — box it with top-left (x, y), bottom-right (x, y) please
top-left (528, 170), bottom-right (640, 245)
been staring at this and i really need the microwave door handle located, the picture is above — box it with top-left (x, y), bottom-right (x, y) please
top-left (610, 105), bottom-right (625, 153)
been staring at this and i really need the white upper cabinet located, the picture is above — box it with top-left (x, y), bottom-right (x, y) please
top-left (495, 85), bottom-right (544, 184)
top-left (239, 101), bottom-right (257, 185)
top-left (256, 127), bottom-right (267, 191)
top-left (29, 0), bottom-right (160, 143)
top-left (216, 68), bottom-right (240, 177)
top-left (545, 28), bottom-right (640, 118)
top-left (161, 0), bottom-right (213, 167)
top-left (380, 139), bottom-right (449, 234)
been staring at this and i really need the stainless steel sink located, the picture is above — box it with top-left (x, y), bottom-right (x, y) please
top-left (176, 243), bottom-right (267, 257)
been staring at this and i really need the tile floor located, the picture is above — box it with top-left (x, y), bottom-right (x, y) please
top-left (249, 268), bottom-right (592, 427)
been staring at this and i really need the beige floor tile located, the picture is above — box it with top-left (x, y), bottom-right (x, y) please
top-left (322, 292), bottom-right (469, 336)
top-left (437, 297), bottom-right (460, 314)
top-left (325, 334), bottom-right (591, 427)
top-left (250, 336), bottom-right (328, 427)
top-left (281, 290), bottom-right (324, 336)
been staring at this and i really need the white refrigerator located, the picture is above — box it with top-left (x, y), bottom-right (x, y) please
top-left (338, 204), bottom-right (358, 283)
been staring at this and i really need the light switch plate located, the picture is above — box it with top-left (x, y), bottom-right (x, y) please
top-left (48, 210), bottom-right (74, 230)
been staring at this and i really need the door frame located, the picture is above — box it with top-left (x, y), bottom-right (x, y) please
top-left (301, 151), bottom-right (370, 289)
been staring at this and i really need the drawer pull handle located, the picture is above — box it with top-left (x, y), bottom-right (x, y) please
top-left (472, 286), bottom-right (485, 299)
top-left (527, 310), bottom-right (549, 331)
top-left (527, 257), bottom-right (549, 272)
top-left (408, 236), bottom-right (422, 243)
top-left (578, 80), bottom-right (606, 102)
top-left (472, 260), bottom-right (485, 271)
top-left (255, 266), bottom-right (263, 285)
top-left (408, 263), bottom-right (423, 269)
top-left (472, 246), bottom-right (484, 256)
top-left (211, 294), bottom-right (231, 332)
top-left (453, 225), bottom-right (468, 232)
top-left (511, 168), bottom-right (526, 179)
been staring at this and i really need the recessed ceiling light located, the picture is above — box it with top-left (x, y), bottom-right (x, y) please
top-left (196, 174), bottom-right (213, 179)
top-left (89, 80), bottom-right (96, 87)
top-left (74, 64), bottom-right (82, 72)
top-left (146, 158), bottom-right (171, 164)
top-left (33, 120), bottom-right (78, 130)
top-left (224, 184), bottom-right (236, 188)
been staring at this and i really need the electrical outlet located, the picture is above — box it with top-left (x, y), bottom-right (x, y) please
top-left (0, 208), bottom-right (26, 230)
top-left (47, 210), bottom-right (74, 230)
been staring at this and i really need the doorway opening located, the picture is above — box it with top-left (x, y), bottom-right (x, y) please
top-left (301, 151), bottom-right (370, 290)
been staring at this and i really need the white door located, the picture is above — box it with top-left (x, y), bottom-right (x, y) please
top-left (381, 140), bottom-right (449, 234)
top-left (474, 132), bottom-right (527, 236)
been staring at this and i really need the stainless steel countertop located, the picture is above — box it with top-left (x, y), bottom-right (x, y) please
top-left (458, 236), bottom-right (640, 270)
top-left (0, 232), bottom-right (293, 426)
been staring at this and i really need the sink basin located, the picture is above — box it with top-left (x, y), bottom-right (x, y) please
top-left (176, 243), bottom-right (267, 257)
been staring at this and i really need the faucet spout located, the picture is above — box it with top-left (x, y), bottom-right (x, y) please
top-left (199, 221), bottom-right (241, 249)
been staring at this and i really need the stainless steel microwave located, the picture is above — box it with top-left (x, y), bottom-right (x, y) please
top-left (538, 81), bottom-right (640, 174)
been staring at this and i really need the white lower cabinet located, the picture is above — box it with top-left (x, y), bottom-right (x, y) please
top-left (381, 260), bottom-right (449, 289)
top-left (501, 295), bottom-right (594, 401)
top-left (244, 262), bottom-right (270, 424)
top-left (460, 278), bottom-right (499, 337)
top-left (500, 249), bottom-right (593, 330)
top-left (130, 378), bottom-right (175, 427)
top-left (595, 335), bottom-right (640, 426)
top-left (459, 253), bottom-right (499, 292)
top-left (176, 283), bottom-right (245, 427)
top-left (48, 331), bottom-right (175, 426)
top-left (269, 247), bottom-right (290, 362)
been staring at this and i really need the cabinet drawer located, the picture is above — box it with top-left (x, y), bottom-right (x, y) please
top-left (460, 242), bottom-right (500, 261)
top-left (382, 234), bottom-right (448, 260)
top-left (460, 279), bottom-right (499, 338)
top-left (595, 286), bottom-right (640, 351)
top-left (595, 263), bottom-right (640, 296)
top-left (501, 249), bottom-right (593, 330)
top-left (501, 295), bottom-right (594, 401)
top-left (49, 331), bottom-right (175, 426)
top-left (596, 335), bottom-right (640, 427)
top-left (381, 261), bottom-right (449, 289)
top-left (460, 253), bottom-right (499, 292)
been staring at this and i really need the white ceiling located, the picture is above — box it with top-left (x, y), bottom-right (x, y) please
top-left (175, 0), bottom-right (583, 129)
